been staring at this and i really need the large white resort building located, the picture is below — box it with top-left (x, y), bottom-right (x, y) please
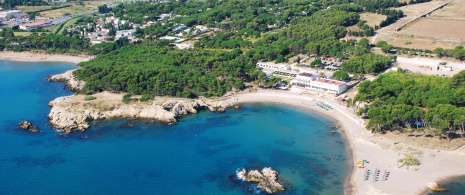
top-left (291, 72), bottom-right (348, 94)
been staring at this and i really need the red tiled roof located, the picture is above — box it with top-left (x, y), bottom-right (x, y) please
top-left (22, 20), bottom-right (51, 27)
top-left (299, 73), bottom-right (314, 77)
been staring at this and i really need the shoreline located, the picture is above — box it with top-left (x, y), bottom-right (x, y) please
top-left (0, 51), bottom-right (91, 64)
top-left (223, 89), bottom-right (465, 195)
top-left (31, 65), bottom-right (465, 194)
top-left (418, 174), bottom-right (465, 194)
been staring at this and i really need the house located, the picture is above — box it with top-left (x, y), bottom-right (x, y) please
top-left (115, 29), bottom-right (136, 40)
top-left (175, 43), bottom-right (193, 49)
top-left (19, 20), bottom-right (53, 30)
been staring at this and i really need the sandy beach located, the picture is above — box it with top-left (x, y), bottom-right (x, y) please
top-left (0, 51), bottom-right (91, 64)
top-left (223, 89), bottom-right (465, 195)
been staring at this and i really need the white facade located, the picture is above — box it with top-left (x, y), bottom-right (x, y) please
top-left (115, 29), bottom-right (136, 40)
top-left (291, 71), bottom-right (348, 94)
top-left (19, 20), bottom-right (53, 30)
top-left (290, 72), bottom-right (319, 88)
top-left (256, 62), bottom-right (291, 71)
top-left (310, 79), bottom-right (347, 94)
top-left (0, 10), bottom-right (23, 19)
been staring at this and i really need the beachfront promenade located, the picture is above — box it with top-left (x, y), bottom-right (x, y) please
top-left (226, 89), bottom-right (465, 195)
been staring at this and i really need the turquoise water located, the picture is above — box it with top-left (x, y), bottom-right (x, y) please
top-left (427, 177), bottom-right (465, 195)
top-left (0, 60), bottom-right (350, 194)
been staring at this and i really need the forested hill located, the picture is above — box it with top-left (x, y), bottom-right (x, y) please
top-left (74, 45), bottom-right (255, 97)
top-left (354, 71), bottom-right (465, 140)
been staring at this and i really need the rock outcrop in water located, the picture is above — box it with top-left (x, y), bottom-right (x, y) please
top-left (18, 121), bottom-right (40, 133)
top-left (47, 69), bottom-right (85, 91)
top-left (428, 182), bottom-right (447, 192)
top-left (237, 167), bottom-right (285, 194)
top-left (47, 93), bottom-right (231, 134)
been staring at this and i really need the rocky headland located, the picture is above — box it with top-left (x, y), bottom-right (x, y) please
top-left (46, 69), bottom-right (85, 91)
top-left (237, 167), bottom-right (285, 194)
top-left (48, 92), bottom-right (231, 133)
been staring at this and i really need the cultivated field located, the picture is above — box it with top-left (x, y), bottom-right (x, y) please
top-left (429, 0), bottom-right (465, 19)
top-left (373, 0), bottom-right (465, 49)
top-left (401, 18), bottom-right (465, 40)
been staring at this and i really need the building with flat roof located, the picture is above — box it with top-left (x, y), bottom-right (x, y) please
top-left (0, 10), bottom-right (23, 19)
top-left (115, 29), bottom-right (136, 40)
top-left (256, 62), bottom-right (291, 71)
top-left (19, 20), bottom-right (53, 30)
top-left (290, 72), bottom-right (319, 88)
top-left (291, 71), bottom-right (348, 94)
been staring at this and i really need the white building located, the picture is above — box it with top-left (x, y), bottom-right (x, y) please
top-left (291, 71), bottom-right (348, 94)
top-left (256, 62), bottom-right (291, 71)
top-left (290, 72), bottom-right (319, 88)
top-left (175, 43), bottom-right (193, 49)
top-left (0, 10), bottom-right (23, 19)
top-left (115, 29), bottom-right (136, 40)
top-left (19, 20), bottom-right (53, 30)
top-left (311, 78), bottom-right (347, 94)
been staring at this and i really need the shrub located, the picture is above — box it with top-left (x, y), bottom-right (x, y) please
top-left (84, 95), bottom-right (96, 101)
top-left (122, 93), bottom-right (132, 103)
top-left (140, 94), bottom-right (153, 102)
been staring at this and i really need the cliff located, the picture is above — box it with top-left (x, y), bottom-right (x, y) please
top-left (47, 92), bottom-right (231, 134)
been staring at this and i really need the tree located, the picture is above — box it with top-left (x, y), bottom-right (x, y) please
top-left (332, 70), bottom-right (349, 81)
top-left (451, 70), bottom-right (465, 88)
top-left (381, 44), bottom-right (394, 53)
top-left (310, 58), bottom-right (322, 68)
top-left (375, 40), bottom-right (387, 47)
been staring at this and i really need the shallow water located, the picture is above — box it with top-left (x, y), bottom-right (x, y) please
top-left (0, 60), bottom-right (350, 194)
top-left (427, 177), bottom-right (465, 195)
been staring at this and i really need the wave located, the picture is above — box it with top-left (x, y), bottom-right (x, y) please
top-left (236, 168), bottom-right (246, 181)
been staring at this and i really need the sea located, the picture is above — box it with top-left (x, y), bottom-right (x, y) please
top-left (427, 177), bottom-right (465, 195)
top-left (0, 60), bottom-right (351, 194)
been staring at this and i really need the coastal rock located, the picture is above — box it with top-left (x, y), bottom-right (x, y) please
top-left (47, 93), bottom-right (230, 133)
top-left (18, 121), bottom-right (40, 133)
top-left (238, 167), bottom-right (285, 194)
top-left (47, 69), bottom-right (85, 91)
top-left (204, 99), bottom-right (231, 112)
top-left (428, 182), bottom-right (447, 192)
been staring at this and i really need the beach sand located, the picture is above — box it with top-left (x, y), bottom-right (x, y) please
top-left (224, 89), bottom-right (465, 195)
top-left (0, 51), bottom-right (90, 64)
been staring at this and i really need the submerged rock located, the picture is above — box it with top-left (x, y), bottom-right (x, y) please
top-left (18, 121), bottom-right (40, 133)
top-left (238, 167), bottom-right (285, 194)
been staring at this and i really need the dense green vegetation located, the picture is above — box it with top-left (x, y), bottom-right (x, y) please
top-left (74, 45), bottom-right (254, 97)
top-left (1, 0), bottom-right (47, 9)
top-left (354, 71), bottom-right (465, 140)
top-left (0, 30), bottom-right (90, 54)
top-left (341, 53), bottom-right (393, 74)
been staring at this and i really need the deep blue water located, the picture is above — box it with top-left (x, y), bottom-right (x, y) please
top-left (0, 60), bottom-right (350, 194)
